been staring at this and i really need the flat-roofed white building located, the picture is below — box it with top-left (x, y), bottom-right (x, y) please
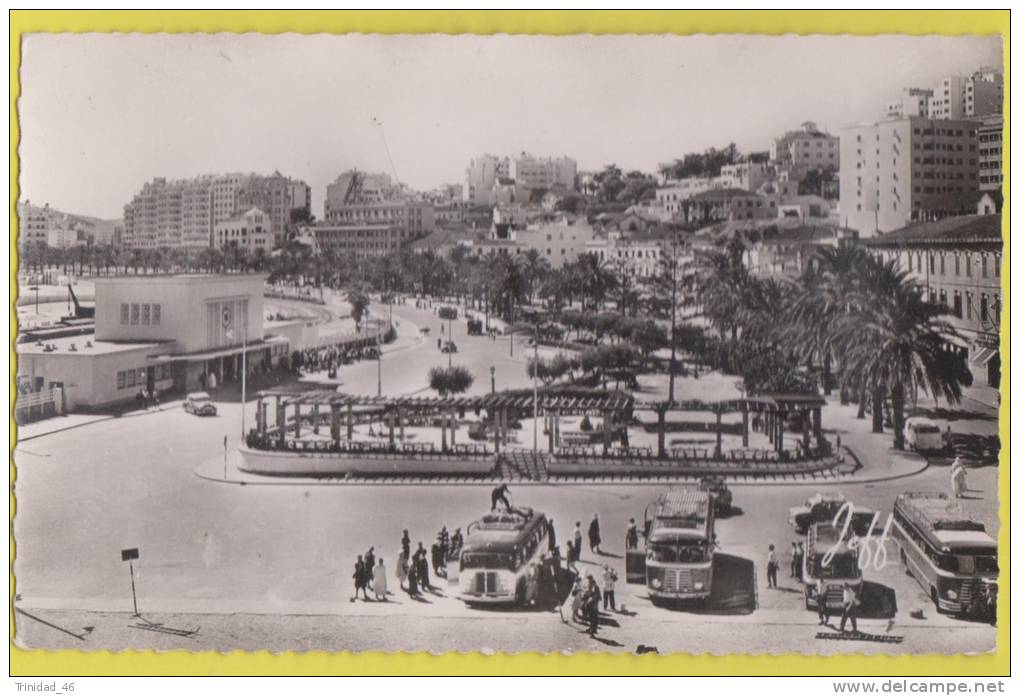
top-left (18, 274), bottom-right (290, 410)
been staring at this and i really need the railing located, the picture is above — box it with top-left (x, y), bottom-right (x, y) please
top-left (14, 387), bottom-right (63, 424)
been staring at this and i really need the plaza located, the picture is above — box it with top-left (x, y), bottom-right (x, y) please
top-left (12, 294), bottom-right (1001, 654)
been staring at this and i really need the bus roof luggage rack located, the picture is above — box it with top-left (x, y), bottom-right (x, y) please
top-left (897, 492), bottom-right (986, 533)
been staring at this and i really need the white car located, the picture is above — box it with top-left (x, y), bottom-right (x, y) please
top-left (905, 417), bottom-right (943, 451)
top-left (183, 392), bottom-right (217, 416)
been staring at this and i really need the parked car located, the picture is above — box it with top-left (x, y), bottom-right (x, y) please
top-left (183, 392), bottom-right (217, 416)
top-left (904, 416), bottom-right (943, 452)
top-left (788, 492), bottom-right (876, 535)
top-left (699, 476), bottom-right (733, 515)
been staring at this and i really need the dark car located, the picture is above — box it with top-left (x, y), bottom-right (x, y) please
top-left (788, 492), bottom-right (877, 535)
top-left (699, 476), bottom-right (733, 515)
top-left (183, 392), bottom-right (217, 417)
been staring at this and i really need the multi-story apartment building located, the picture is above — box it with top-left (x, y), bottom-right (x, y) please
top-left (465, 154), bottom-right (510, 206)
top-left (655, 177), bottom-right (716, 216)
top-left (585, 232), bottom-right (677, 279)
top-left (213, 207), bottom-right (274, 253)
top-left (899, 68), bottom-right (1002, 122)
top-left (684, 189), bottom-right (773, 225)
top-left (323, 200), bottom-right (434, 238)
top-left (289, 180), bottom-right (312, 212)
top-left (309, 223), bottom-right (405, 258)
top-left (839, 116), bottom-right (981, 237)
top-left (510, 152), bottom-right (577, 200)
top-left (326, 170), bottom-right (397, 206)
top-left (123, 173), bottom-right (309, 249)
top-left (929, 75), bottom-right (967, 120)
top-left (887, 88), bottom-right (934, 118)
top-left (977, 114), bottom-right (1004, 191)
top-left (965, 67), bottom-right (1003, 117)
top-left (769, 121), bottom-right (839, 172)
top-left (718, 162), bottom-right (769, 192)
top-left (864, 214), bottom-right (1002, 387)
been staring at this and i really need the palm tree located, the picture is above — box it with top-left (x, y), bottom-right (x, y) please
top-left (575, 252), bottom-right (618, 312)
top-left (835, 259), bottom-right (971, 449)
top-left (520, 248), bottom-right (552, 305)
top-left (787, 245), bottom-right (875, 398)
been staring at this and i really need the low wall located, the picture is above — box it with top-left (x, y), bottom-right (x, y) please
top-left (238, 446), bottom-right (495, 477)
top-left (547, 455), bottom-right (838, 477)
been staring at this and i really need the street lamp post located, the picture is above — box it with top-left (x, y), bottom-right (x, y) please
top-left (377, 320), bottom-right (383, 397)
top-left (532, 321), bottom-right (539, 454)
top-left (447, 314), bottom-right (453, 368)
top-left (490, 366), bottom-right (496, 395)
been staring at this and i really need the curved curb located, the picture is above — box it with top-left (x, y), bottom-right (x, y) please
top-left (193, 450), bottom-right (931, 489)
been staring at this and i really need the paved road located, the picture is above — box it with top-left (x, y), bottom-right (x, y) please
top-left (12, 293), bottom-right (1001, 654)
top-left (13, 401), bottom-right (998, 653)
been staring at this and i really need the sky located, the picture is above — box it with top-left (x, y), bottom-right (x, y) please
top-left (18, 33), bottom-right (1002, 220)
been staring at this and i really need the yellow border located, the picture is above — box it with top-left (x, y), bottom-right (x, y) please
top-left (9, 9), bottom-right (1010, 676)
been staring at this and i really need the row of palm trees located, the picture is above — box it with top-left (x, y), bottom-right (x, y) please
top-left (698, 241), bottom-right (971, 450)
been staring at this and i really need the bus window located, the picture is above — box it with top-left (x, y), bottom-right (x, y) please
top-left (811, 554), bottom-right (859, 579)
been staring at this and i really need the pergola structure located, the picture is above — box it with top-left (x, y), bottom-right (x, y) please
top-left (251, 388), bottom-right (827, 460)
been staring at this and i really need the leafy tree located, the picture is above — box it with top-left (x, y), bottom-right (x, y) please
top-left (429, 365), bottom-right (474, 397)
top-left (349, 291), bottom-right (370, 328)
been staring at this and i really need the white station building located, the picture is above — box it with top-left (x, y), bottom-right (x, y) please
top-left (17, 274), bottom-right (292, 411)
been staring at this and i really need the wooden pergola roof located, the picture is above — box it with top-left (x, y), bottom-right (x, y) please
top-left (258, 389), bottom-right (825, 413)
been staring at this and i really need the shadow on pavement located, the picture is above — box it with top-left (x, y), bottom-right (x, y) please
top-left (639, 553), bottom-right (756, 616)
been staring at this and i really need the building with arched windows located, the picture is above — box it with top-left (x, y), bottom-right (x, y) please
top-left (863, 214), bottom-right (1002, 387)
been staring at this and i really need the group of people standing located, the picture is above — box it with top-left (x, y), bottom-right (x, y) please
top-left (352, 546), bottom-right (388, 602)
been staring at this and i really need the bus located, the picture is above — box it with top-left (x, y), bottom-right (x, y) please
top-left (891, 492), bottom-right (998, 617)
top-left (458, 506), bottom-right (548, 605)
top-left (627, 488), bottom-right (715, 603)
top-left (802, 522), bottom-right (863, 611)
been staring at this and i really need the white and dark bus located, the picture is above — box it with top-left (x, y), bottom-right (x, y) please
top-left (458, 507), bottom-right (548, 605)
top-left (891, 492), bottom-right (998, 616)
top-left (627, 487), bottom-right (716, 603)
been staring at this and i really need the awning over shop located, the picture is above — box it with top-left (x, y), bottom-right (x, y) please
top-left (148, 336), bottom-right (288, 363)
top-left (970, 345), bottom-right (999, 367)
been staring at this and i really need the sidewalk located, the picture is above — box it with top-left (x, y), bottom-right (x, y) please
top-left (15, 404), bottom-right (175, 442)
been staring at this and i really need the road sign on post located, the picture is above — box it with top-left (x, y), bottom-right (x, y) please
top-left (121, 548), bottom-right (141, 616)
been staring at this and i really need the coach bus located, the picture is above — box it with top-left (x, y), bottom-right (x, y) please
top-left (891, 492), bottom-right (998, 617)
top-left (802, 522), bottom-right (863, 611)
top-left (458, 506), bottom-right (548, 605)
top-left (627, 487), bottom-right (716, 603)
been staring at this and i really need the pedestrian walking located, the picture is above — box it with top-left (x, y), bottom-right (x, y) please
top-left (817, 578), bottom-right (829, 626)
top-left (566, 574), bottom-right (583, 622)
top-left (790, 541), bottom-right (799, 579)
top-left (839, 583), bottom-right (860, 633)
top-left (625, 518), bottom-right (640, 550)
top-left (588, 514), bottom-right (602, 555)
top-left (583, 575), bottom-right (602, 636)
top-left (766, 544), bottom-right (778, 588)
top-left (352, 555), bottom-right (369, 601)
top-left (401, 530), bottom-right (411, 560)
top-left (416, 543), bottom-right (431, 591)
top-left (573, 522), bottom-right (583, 561)
top-left (373, 559), bottom-right (388, 601)
top-left (796, 542), bottom-right (805, 581)
top-left (565, 540), bottom-right (578, 574)
top-left (364, 546), bottom-right (376, 589)
top-left (407, 559), bottom-right (419, 598)
top-left (547, 518), bottom-right (556, 552)
top-left (601, 565), bottom-right (618, 612)
top-left (951, 457), bottom-right (968, 498)
top-left (396, 551), bottom-right (408, 590)
top-left (491, 483), bottom-right (512, 512)
top-left (524, 563), bottom-right (540, 607)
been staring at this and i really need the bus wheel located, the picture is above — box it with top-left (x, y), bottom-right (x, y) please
top-left (931, 588), bottom-right (945, 614)
top-left (900, 549), bottom-right (911, 577)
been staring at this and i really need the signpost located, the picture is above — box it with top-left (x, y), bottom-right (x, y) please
top-left (121, 547), bottom-right (141, 617)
